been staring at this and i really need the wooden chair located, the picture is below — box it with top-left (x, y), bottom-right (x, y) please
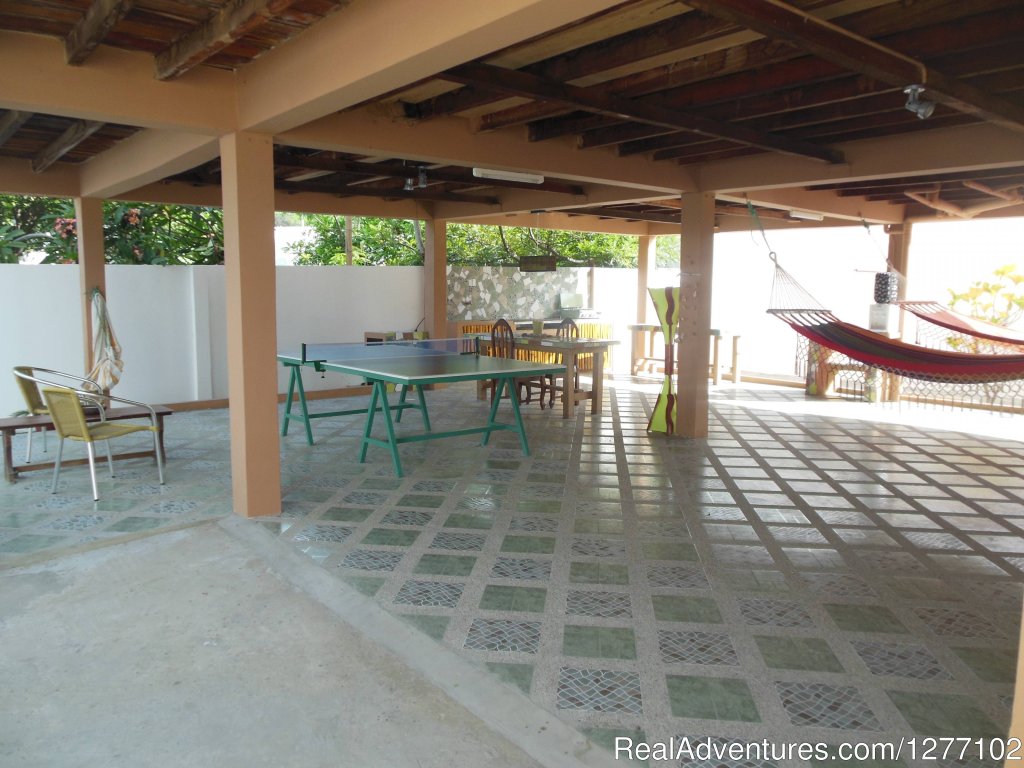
top-left (42, 386), bottom-right (165, 501)
top-left (547, 318), bottom-right (582, 408)
top-left (489, 319), bottom-right (548, 407)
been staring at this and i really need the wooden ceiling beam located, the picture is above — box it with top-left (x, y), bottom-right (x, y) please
top-left (32, 119), bottom-right (105, 172)
top-left (524, 4), bottom-right (1024, 144)
top-left (559, 205), bottom-right (681, 225)
top-left (443, 62), bottom-right (843, 163)
top-left (273, 150), bottom-right (584, 195)
top-left (0, 110), bottom-right (32, 147)
top-left (155, 0), bottom-right (344, 80)
top-left (404, 9), bottom-right (735, 120)
top-left (64, 0), bottom-right (133, 65)
top-left (684, 0), bottom-right (1024, 132)
top-left (279, 178), bottom-right (498, 206)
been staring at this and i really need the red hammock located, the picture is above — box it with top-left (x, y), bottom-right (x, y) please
top-left (899, 300), bottom-right (1024, 348)
top-left (771, 309), bottom-right (1024, 384)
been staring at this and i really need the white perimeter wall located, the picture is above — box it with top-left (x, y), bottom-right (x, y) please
top-left (0, 265), bottom-right (424, 414)
top-left (2, 219), bottom-right (1017, 414)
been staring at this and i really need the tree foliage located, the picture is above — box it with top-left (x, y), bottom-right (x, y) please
top-left (0, 195), bottom-right (224, 264)
top-left (948, 264), bottom-right (1024, 328)
top-left (4, 194), bottom-right (646, 268)
top-left (287, 215), bottom-right (425, 265)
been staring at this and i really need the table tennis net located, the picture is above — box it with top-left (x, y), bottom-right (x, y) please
top-left (301, 337), bottom-right (477, 363)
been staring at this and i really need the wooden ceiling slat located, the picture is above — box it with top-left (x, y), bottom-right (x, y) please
top-left (444, 62), bottom-right (843, 163)
top-left (685, 0), bottom-right (1024, 133)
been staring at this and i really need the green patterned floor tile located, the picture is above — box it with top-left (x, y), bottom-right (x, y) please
top-left (652, 595), bottom-right (723, 624)
top-left (516, 500), bottom-right (561, 514)
top-left (414, 553), bottom-right (477, 576)
top-left (574, 518), bottom-right (625, 535)
top-left (570, 562), bottom-right (630, 585)
top-left (360, 477), bottom-right (403, 490)
top-left (397, 494), bottom-right (446, 508)
top-left (321, 506), bottom-right (373, 522)
top-left (666, 675), bottom-right (760, 721)
top-left (641, 541), bottom-right (698, 561)
top-left (501, 534), bottom-right (555, 554)
top-left (755, 635), bottom-right (845, 672)
top-left (362, 528), bottom-right (420, 546)
top-left (341, 575), bottom-right (385, 597)
top-left (0, 533), bottom-right (70, 553)
top-left (886, 690), bottom-right (1003, 737)
top-left (718, 569), bottom-right (790, 593)
top-left (479, 584), bottom-right (547, 612)
top-left (563, 625), bottom-right (637, 660)
top-left (485, 662), bottom-right (534, 694)
top-left (487, 459), bottom-right (521, 470)
top-left (104, 516), bottom-right (166, 533)
top-left (283, 487), bottom-right (335, 503)
top-left (93, 498), bottom-right (142, 512)
top-left (951, 646), bottom-right (1017, 683)
top-left (443, 513), bottom-right (494, 530)
top-left (825, 604), bottom-right (908, 633)
top-left (0, 511), bottom-right (50, 528)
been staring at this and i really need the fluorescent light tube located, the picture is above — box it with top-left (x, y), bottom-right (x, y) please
top-left (472, 168), bottom-right (545, 184)
top-left (788, 210), bottom-right (824, 221)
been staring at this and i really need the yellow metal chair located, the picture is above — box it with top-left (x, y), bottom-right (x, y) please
top-left (41, 386), bottom-right (165, 501)
top-left (13, 367), bottom-right (103, 462)
top-left (13, 366), bottom-right (50, 462)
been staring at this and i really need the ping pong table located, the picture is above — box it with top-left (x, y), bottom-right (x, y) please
top-left (277, 339), bottom-right (564, 476)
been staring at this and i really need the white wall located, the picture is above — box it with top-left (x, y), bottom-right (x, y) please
top-left (1, 264), bottom-right (424, 414)
top-left (2, 220), bottom-right (1018, 414)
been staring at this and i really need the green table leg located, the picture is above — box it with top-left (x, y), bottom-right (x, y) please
top-left (281, 364), bottom-right (314, 446)
top-left (415, 385), bottom-right (431, 432)
top-left (359, 381), bottom-right (404, 476)
top-left (282, 364), bottom-right (298, 436)
top-left (481, 378), bottom-right (530, 455)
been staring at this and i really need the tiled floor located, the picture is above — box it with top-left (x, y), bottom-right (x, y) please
top-left (2, 379), bottom-right (1022, 767)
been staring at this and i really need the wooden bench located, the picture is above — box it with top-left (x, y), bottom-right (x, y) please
top-left (1, 405), bottom-right (172, 483)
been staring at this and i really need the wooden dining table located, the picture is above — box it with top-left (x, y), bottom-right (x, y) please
top-left (472, 334), bottom-right (617, 419)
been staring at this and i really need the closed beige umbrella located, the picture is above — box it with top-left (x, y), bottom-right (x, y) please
top-left (87, 288), bottom-right (123, 391)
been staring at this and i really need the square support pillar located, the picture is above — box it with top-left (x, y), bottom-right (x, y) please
top-left (424, 219), bottom-right (448, 338)
top-left (221, 131), bottom-right (281, 518)
top-left (75, 197), bottom-right (105, 374)
top-left (636, 234), bottom-right (655, 324)
top-left (676, 193), bottom-right (715, 438)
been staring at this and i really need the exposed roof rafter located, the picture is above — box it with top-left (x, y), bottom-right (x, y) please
top-left (442, 62), bottom-right (844, 163)
top-left (64, 0), bottom-right (134, 65)
top-left (684, 0), bottom-right (1024, 133)
top-left (32, 119), bottom-right (105, 172)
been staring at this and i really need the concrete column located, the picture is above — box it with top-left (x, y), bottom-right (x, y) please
top-left (423, 219), bottom-right (448, 338)
top-left (884, 221), bottom-right (913, 401)
top-left (676, 193), bottom-right (715, 438)
top-left (220, 131), bottom-right (281, 518)
top-left (636, 234), bottom-right (655, 323)
top-left (75, 197), bottom-right (105, 374)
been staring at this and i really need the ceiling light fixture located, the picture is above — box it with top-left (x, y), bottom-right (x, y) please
top-left (472, 167), bottom-right (545, 184)
top-left (417, 167), bottom-right (428, 188)
top-left (404, 177), bottom-right (415, 191)
top-left (903, 85), bottom-right (935, 120)
top-left (788, 210), bottom-right (825, 221)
